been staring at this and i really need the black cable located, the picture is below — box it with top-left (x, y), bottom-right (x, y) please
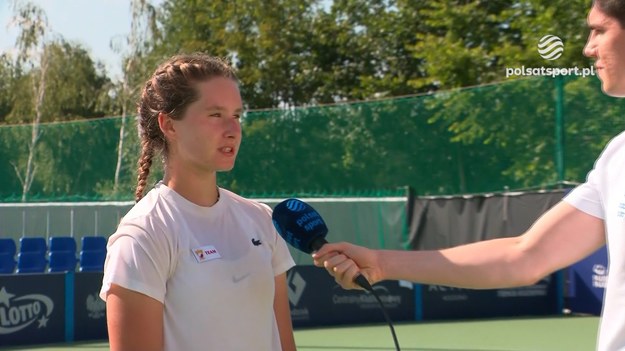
top-left (360, 281), bottom-right (401, 351)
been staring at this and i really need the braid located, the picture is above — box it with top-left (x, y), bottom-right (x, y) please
top-left (135, 77), bottom-right (162, 202)
top-left (135, 138), bottom-right (155, 202)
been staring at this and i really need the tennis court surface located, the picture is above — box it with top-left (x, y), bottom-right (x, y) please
top-left (0, 316), bottom-right (599, 351)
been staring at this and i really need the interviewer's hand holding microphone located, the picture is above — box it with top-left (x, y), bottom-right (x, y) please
top-left (312, 242), bottom-right (382, 291)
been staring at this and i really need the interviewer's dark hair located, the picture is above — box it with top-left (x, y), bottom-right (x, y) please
top-left (594, 0), bottom-right (625, 27)
top-left (135, 53), bottom-right (237, 202)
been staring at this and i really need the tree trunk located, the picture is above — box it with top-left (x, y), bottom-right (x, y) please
top-left (21, 55), bottom-right (47, 201)
top-left (113, 106), bottom-right (127, 194)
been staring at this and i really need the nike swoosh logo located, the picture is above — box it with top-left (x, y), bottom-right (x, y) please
top-left (232, 273), bottom-right (250, 283)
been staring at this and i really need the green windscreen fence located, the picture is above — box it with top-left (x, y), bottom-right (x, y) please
top-left (1, 75), bottom-right (624, 202)
top-left (0, 197), bottom-right (407, 265)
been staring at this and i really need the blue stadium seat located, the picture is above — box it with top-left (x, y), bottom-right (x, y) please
top-left (0, 252), bottom-right (16, 274)
top-left (0, 239), bottom-right (17, 274)
top-left (48, 251), bottom-right (77, 272)
top-left (49, 236), bottom-right (77, 253)
top-left (17, 251), bottom-right (47, 273)
top-left (0, 238), bottom-right (17, 256)
top-left (79, 250), bottom-right (106, 272)
top-left (81, 236), bottom-right (107, 251)
top-left (78, 237), bottom-right (107, 272)
top-left (19, 237), bottom-right (47, 254)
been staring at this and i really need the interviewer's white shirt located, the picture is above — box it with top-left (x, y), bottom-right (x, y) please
top-left (565, 131), bottom-right (625, 351)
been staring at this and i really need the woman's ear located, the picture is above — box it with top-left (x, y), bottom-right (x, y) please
top-left (158, 112), bottom-right (176, 140)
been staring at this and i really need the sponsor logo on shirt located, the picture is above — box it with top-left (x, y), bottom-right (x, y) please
top-left (592, 264), bottom-right (607, 288)
top-left (191, 245), bottom-right (221, 263)
top-left (617, 201), bottom-right (625, 218)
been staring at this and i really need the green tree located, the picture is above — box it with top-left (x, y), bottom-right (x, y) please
top-left (5, 1), bottom-right (115, 201)
top-left (150, 0), bottom-right (427, 107)
top-left (39, 41), bottom-right (112, 120)
top-left (0, 54), bottom-right (14, 123)
top-left (407, 0), bottom-right (596, 190)
top-left (110, 0), bottom-right (160, 195)
top-left (306, 0), bottom-right (428, 102)
top-left (151, 0), bottom-right (318, 108)
top-left (10, 0), bottom-right (50, 201)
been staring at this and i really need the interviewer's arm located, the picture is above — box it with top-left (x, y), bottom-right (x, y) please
top-left (315, 201), bottom-right (605, 289)
top-left (106, 284), bottom-right (164, 351)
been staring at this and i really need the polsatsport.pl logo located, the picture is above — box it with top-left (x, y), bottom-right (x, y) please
top-left (538, 35), bottom-right (564, 60)
top-left (506, 66), bottom-right (595, 78)
top-left (505, 34), bottom-right (595, 78)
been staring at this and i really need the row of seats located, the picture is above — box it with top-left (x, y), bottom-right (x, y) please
top-left (0, 236), bottom-right (107, 274)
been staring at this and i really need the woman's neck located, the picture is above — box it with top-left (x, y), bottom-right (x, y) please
top-left (162, 168), bottom-right (219, 207)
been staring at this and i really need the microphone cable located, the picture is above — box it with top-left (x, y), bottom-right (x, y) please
top-left (358, 278), bottom-right (401, 351)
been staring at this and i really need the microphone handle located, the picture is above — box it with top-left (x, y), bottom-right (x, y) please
top-left (310, 236), bottom-right (328, 252)
top-left (310, 237), bottom-right (373, 291)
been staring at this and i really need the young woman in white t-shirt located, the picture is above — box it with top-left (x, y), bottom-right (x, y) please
top-left (100, 53), bottom-right (296, 351)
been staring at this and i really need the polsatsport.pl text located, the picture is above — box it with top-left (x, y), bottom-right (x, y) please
top-left (505, 66), bottom-right (595, 78)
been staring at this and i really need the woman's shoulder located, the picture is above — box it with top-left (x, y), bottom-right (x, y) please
top-left (118, 188), bottom-right (172, 235)
top-left (603, 131), bottom-right (625, 152)
top-left (593, 131), bottom-right (625, 167)
top-left (123, 190), bottom-right (161, 220)
top-left (220, 189), bottom-right (273, 215)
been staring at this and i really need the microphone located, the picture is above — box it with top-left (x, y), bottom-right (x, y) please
top-left (272, 198), bottom-right (373, 291)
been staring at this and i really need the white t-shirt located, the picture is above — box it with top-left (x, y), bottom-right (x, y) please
top-left (564, 131), bottom-right (625, 351)
top-left (100, 182), bottom-right (295, 351)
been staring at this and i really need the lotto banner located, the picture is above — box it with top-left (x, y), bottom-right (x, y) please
top-left (0, 273), bottom-right (65, 346)
top-left (287, 266), bottom-right (415, 327)
top-left (417, 271), bottom-right (563, 320)
top-left (73, 272), bottom-right (107, 341)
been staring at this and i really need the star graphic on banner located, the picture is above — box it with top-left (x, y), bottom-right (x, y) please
top-left (37, 316), bottom-right (49, 328)
top-left (0, 287), bottom-right (14, 307)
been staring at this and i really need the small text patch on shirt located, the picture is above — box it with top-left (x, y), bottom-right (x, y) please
top-left (192, 245), bottom-right (221, 263)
